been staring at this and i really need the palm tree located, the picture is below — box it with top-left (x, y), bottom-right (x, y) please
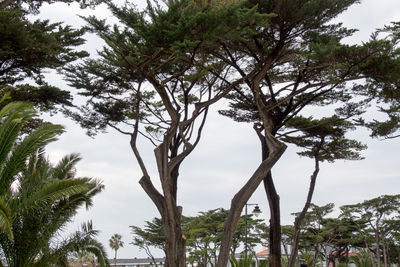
top-left (0, 100), bottom-right (61, 240)
top-left (0, 101), bottom-right (109, 267)
top-left (109, 233), bottom-right (124, 266)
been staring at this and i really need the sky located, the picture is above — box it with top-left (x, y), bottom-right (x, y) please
top-left (36, 0), bottom-right (400, 259)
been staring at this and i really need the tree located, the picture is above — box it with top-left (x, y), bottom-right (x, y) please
top-left (131, 218), bottom-right (165, 266)
top-left (0, 99), bottom-right (63, 240)
top-left (297, 203), bottom-right (336, 267)
top-left (284, 116), bottom-right (366, 267)
top-left (0, 101), bottom-right (108, 267)
top-left (340, 194), bottom-right (400, 267)
top-left (184, 209), bottom-right (266, 266)
top-left (0, 6), bottom-right (86, 109)
top-left (64, 0), bottom-right (282, 266)
top-left (184, 209), bottom-right (229, 267)
top-left (109, 233), bottom-right (123, 266)
top-left (0, 0), bottom-right (98, 134)
top-left (214, 0), bottom-right (400, 266)
top-left (131, 209), bottom-right (266, 267)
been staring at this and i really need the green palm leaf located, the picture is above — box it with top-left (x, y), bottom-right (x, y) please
top-left (21, 178), bottom-right (93, 212)
top-left (51, 153), bottom-right (81, 180)
top-left (0, 102), bottom-right (35, 170)
top-left (0, 102), bottom-right (107, 265)
top-left (33, 221), bottom-right (110, 267)
top-left (0, 196), bottom-right (12, 240)
top-left (0, 123), bottom-right (64, 194)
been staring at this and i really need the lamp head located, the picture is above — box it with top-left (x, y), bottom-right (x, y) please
top-left (253, 205), bottom-right (262, 217)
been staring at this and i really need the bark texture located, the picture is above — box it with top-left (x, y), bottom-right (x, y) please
top-left (216, 134), bottom-right (286, 267)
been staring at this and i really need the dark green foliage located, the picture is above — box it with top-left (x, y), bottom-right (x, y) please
top-left (0, 102), bottom-right (108, 267)
top-left (299, 204), bottom-right (363, 266)
top-left (1, 0), bottom-right (101, 12)
top-left (0, 4), bottom-right (88, 132)
top-left (295, 196), bottom-right (400, 267)
top-left (131, 208), bottom-right (266, 266)
top-left (0, 84), bottom-right (73, 112)
top-left (64, 0), bottom-right (272, 137)
top-left (282, 115), bottom-right (366, 162)
top-left (352, 23), bottom-right (400, 139)
top-left (0, 8), bottom-right (87, 84)
top-left (340, 195), bottom-right (400, 267)
top-left (131, 217), bottom-right (166, 256)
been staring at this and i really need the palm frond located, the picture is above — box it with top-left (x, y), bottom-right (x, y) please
top-left (0, 102), bottom-right (105, 266)
top-left (21, 178), bottom-right (93, 212)
top-left (0, 102), bottom-right (35, 172)
top-left (0, 196), bottom-right (13, 240)
top-left (51, 153), bottom-right (81, 180)
top-left (34, 221), bottom-right (110, 267)
top-left (0, 123), bottom-right (64, 194)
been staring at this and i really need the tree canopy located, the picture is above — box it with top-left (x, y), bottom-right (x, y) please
top-left (63, 0), bottom-right (400, 266)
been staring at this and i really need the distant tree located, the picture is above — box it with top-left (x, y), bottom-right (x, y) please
top-left (109, 233), bottom-right (123, 266)
top-left (131, 218), bottom-right (165, 266)
top-left (299, 203), bottom-right (335, 267)
top-left (281, 225), bottom-right (294, 262)
top-left (341, 194), bottom-right (400, 267)
top-left (323, 218), bottom-right (363, 266)
top-left (184, 208), bottom-right (265, 266)
top-left (184, 209), bottom-right (229, 267)
top-left (131, 209), bottom-right (266, 267)
top-left (0, 101), bottom-right (108, 267)
top-left (284, 116), bottom-right (366, 267)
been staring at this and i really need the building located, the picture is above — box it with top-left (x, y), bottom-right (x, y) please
top-left (107, 257), bottom-right (165, 267)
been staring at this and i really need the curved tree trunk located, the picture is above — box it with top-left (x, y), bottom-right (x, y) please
top-left (216, 136), bottom-right (286, 267)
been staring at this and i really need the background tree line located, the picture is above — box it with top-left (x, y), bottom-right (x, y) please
top-left (130, 194), bottom-right (400, 267)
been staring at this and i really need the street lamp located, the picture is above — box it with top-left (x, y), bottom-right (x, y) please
top-left (244, 203), bottom-right (262, 260)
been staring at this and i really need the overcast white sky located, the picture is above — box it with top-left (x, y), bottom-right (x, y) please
top-left (37, 0), bottom-right (400, 259)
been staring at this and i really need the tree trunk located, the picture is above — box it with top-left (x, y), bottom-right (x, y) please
top-left (216, 138), bottom-right (286, 267)
top-left (161, 196), bottom-right (186, 267)
top-left (383, 239), bottom-right (387, 267)
top-left (264, 171), bottom-right (282, 267)
top-left (288, 156), bottom-right (320, 267)
top-left (375, 229), bottom-right (381, 267)
top-left (362, 234), bottom-right (375, 267)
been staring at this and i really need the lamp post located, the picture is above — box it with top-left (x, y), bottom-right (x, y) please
top-left (244, 203), bottom-right (262, 260)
